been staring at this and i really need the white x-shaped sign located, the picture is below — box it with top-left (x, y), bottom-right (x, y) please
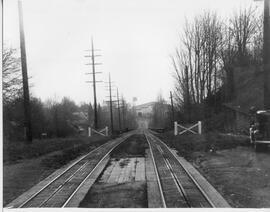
top-left (178, 124), bottom-right (198, 135)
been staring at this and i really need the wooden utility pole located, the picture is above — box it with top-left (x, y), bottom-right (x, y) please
top-left (18, 0), bottom-right (32, 143)
top-left (170, 91), bottom-right (175, 124)
top-left (121, 95), bottom-right (126, 130)
top-left (185, 65), bottom-right (191, 122)
top-left (264, 0), bottom-right (270, 110)
top-left (117, 88), bottom-right (122, 132)
top-left (85, 37), bottom-right (102, 129)
top-left (91, 38), bottom-right (98, 129)
top-left (109, 74), bottom-right (114, 134)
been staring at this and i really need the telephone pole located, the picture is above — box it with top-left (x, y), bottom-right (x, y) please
top-left (264, 0), bottom-right (270, 109)
top-left (18, 0), bottom-right (32, 143)
top-left (121, 95), bottom-right (126, 130)
top-left (104, 74), bottom-right (117, 134)
top-left (185, 65), bottom-right (191, 122)
top-left (85, 37), bottom-right (102, 129)
top-left (109, 74), bottom-right (114, 134)
top-left (117, 88), bottom-right (122, 132)
top-left (170, 91), bottom-right (175, 125)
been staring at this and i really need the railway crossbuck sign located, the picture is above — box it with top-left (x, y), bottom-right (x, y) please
top-left (88, 127), bottom-right (109, 137)
top-left (174, 121), bottom-right (202, 136)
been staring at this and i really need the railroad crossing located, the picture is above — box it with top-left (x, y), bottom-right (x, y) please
top-left (7, 130), bottom-right (230, 208)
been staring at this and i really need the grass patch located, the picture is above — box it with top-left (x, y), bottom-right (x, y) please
top-left (4, 135), bottom-right (112, 164)
top-left (157, 131), bottom-right (249, 160)
top-left (40, 144), bottom-right (97, 169)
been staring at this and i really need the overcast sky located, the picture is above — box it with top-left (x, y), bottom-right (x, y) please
top-left (3, 0), bottom-right (258, 105)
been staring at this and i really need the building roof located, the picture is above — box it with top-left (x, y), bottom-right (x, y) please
top-left (135, 102), bottom-right (156, 110)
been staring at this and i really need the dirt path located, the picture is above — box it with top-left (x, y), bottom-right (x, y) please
top-left (189, 146), bottom-right (270, 208)
top-left (157, 132), bottom-right (270, 208)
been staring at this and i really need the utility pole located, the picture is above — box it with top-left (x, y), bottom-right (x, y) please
top-left (117, 88), bottom-right (122, 132)
top-left (104, 74), bottom-right (117, 134)
top-left (109, 74), bottom-right (114, 134)
top-left (18, 0), bottom-right (32, 143)
top-left (121, 95), bottom-right (126, 130)
top-left (170, 91), bottom-right (175, 125)
top-left (185, 65), bottom-right (191, 122)
top-left (85, 37), bottom-right (102, 129)
top-left (264, 0), bottom-right (270, 110)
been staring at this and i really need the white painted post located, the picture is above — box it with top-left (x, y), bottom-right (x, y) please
top-left (198, 121), bottom-right (202, 134)
top-left (88, 127), bottom-right (91, 137)
top-left (174, 121), bottom-right (178, 136)
top-left (105, 126), bottom-right (108, 136)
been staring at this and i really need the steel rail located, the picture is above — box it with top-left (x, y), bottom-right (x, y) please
top-left (38, 161), bottom-right (90, 207)
top-left (147, 132), bottom-right (216, 208)
top-left (146, 132), bottom-right (190, 207)
top-left (62, 132), bottom-right (134, 207)
top-left (163, 158), bottom-right (191, 207)
top-left (144, 133), bottom-right (167, 208)
top-left (17, 132), bottom-right (133, 208)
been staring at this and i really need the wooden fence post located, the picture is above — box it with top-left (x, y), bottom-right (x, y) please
top-left (198, 121), bottom-right (202, 134)
top-left (174, 121), bottom-right (178, 136)
top-left (105, 126), bottom-right (108, 136)
top-left (88, 127), bottom-right (91, 137)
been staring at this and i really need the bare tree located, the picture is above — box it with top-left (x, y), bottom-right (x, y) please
top-left (230, 6), bottom-right (259, 64)
top-left (171, 5), bottom-right (263, 123)
top-left (2, 47), bottom-right (22, 104)
top-left (172, 11), bottom-right (222, 119)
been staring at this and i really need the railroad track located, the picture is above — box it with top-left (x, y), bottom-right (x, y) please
top-left (8, 131), bottom-right (135, 208)
top-left (145, 131), bottom-right (217, 208)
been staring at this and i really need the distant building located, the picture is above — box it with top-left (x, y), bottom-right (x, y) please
top-left (135, 102), bottom-right (155, 117)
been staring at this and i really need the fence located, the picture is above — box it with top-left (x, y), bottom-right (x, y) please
top-left (88, 126), bottom-right (109, 137)
top-left (174, 121), bottom-right (202, 136)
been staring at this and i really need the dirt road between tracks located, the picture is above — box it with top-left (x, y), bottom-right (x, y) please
top-left (80, 134), bottom-right (148, 208)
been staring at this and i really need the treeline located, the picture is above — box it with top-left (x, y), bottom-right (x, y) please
top-left (3, 47), bottom-right (137, 142)
top-left (149, 94), bottom-right (171, 129)
top-left (171, 6), bottom-right (263, 122)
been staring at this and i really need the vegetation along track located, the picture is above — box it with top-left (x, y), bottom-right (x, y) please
top-left (145, 131), bottom-right (215, 208)
top-left (8, 131), bottom-right (135, 208)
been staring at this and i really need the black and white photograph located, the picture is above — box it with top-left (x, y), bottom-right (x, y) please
top-left (2, 0), bottom-right (270, 209)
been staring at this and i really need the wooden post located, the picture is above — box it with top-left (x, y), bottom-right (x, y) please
top-left (105, 126), bottom-right (108, 136)
top-left (174, 121), bottom-right (178, 136)
top-left (198, 121), bottom-right (202, 134)
top-left (88, 127), bottom-right (91, 137)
